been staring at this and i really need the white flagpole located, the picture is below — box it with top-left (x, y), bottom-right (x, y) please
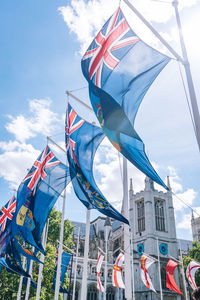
top-left (80, 209), bottom-right (91, 300)
top-left (17, 256), bottom-right (26, 300)
top-left (54, 191), bottom-right (66, 300)
top-left (156, 237), bottom-right (163, 300)
top-left (25, 247), bottom-right (34, 300)
top-left (172, 0), bottom-right (200, 152)
top-left (72, 227), bottom-right (80, 300)
top-left (179, 241), bottom-right (189, 300)
top-left (35, 219), bottom-right (49, 300)
top-left (130, 228), bottom-right (135, 300)
top-left (104, 224), bottom-right (108, 300)
top-left (123, 157), bottom-right (132, 300)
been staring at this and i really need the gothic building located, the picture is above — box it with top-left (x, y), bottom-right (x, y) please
top-left (191, 211), bottom-right (200, 241)
top-left (67, 177), bottom-right (185, 300)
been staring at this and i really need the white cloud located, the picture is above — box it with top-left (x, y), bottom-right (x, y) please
top-left (6, 99), bottom-right (59, 143)
top-left (0, 141), bottom-right (40, 189)
top-left (59, 0), bottom-right (198, 55)
top-left (177, 213), bottom-right (192, 232)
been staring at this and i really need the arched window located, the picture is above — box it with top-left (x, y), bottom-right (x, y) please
top-left (108, 268), bottom-right (112, 278)
top-left (87, 284), bottom-right (98, 300)
top-left (68, 282), bottom-right (80, 300)
top-left (77, 264), bottom-right (82, 274)
top-left (137, 199), bottom-right (145, 232)
top-left (155, 199), bottom-right (165, 231)
top-left (91, 266), bottom-right (97, 275)
top-left (106, 286), bottom-right (115, 300)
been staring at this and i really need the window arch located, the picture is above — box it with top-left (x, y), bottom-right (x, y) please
top-left (87, 284), bottom-right (98, 300)
top-left (106, 286), bottom-right (115, 300)
top-left (137, 199), bottom-right (145, 232)
top-left (155, 199), bottom-right (165, 231)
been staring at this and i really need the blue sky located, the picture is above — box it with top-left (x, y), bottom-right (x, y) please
top-left (0, 0), bottom-right (200, 240)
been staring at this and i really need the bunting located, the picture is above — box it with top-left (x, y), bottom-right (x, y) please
top-left (186, 260), bottom-right (200, 290)
top-left (166, 259), bottom-right (182, 295)
top-left (140, 254), bottom-right (156, 293)
top-left (96, 251), bottom-right (104, 292)
top-left (112, 252), bottom-right (125, 289)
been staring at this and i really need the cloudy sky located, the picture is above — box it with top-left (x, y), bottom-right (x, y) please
top-left (1, 0), bottom-right (200, 240)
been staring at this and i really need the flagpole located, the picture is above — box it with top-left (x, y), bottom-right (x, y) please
top-left (104, 222), bottom-right (109, 300)
top-left (17, 256), bottom-right (26, 300)
top-left (122, 0), bottom-right (183, 62)
top-left (54, 191), bottom-right (66, 300)
top-left (130, 228), bottom-right (135, 300)
top-left (80, 208), bottom-right (91, 300)
top-left (123, 157), bottom-right (132, 300)
top-left (156, 237), bottom-right (163, 300)
top-left (72, 227), bottom-right (80, 300)
top-left (25, 247), bottom-right (34, 300)
top-left (172, 0), bottom-right (200, 152)
top-left (35, 219), bottom-right (49, 300)
top-left (179, 241), bottom-right (188, 300)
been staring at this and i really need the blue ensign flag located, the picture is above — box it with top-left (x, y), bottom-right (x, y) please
top-left (65, 103), bottom-right (128, 224)
top-left (0, 196), bottom-right (16, 257)
top-left (52, 250), bottom-right (72, 293)
top-left (81, 7), bottom-right (171, 189)
top-left (12, 145), bottom-right (72, 254)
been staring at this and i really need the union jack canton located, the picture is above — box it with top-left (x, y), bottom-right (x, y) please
top-left (23, 145), bottom-right (61, 194)
top-left (65, 104), bottom-right (84, 165)
top-left (82, 7), bottom-right (139, 88)
top-left (0, 196), bottom-right (16, 233)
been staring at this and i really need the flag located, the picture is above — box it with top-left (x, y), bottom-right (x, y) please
top-left (52, 250), bottom-right (72, 293)
top-left (23, 277), bottom-right (37, 289)
top-left (12, 145), bottom-right (72, 254)
top-left (81, 7), bottom-right (170, 189)
top-left (12, 235), bottom-right (42, 263)
top-left (166, 259), bottom-right (182, 295)
top-left (0, 196), bottom-right (16, 257)
top-left (140, 254), bottom-right (156, 293)
top-left (0, 254), bottom-right (30, 278)
top-left (186, 260), bottom-right (200, 290)
top-left (112, 252), bottom-right (125, 289)
top-left (96, 251), bottom-right (104, 292)
top-left (65, 103), bottom-right (128, 224)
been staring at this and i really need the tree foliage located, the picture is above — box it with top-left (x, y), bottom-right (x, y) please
top-left (0, 207), bottom-right (75, 299)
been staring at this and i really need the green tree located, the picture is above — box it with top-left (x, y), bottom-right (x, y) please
top-left (0, 207), bottom-right (75, 299)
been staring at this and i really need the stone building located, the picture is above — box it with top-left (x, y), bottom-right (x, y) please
top-left (191, 211), bottom-right (200, 241)
top-left (67, 177), bottom-right (186, 300)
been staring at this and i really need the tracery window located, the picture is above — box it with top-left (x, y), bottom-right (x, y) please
top-left (155, 199), bottom-right (165, 231)
top-left (137, 200), bottom-right (145, 232)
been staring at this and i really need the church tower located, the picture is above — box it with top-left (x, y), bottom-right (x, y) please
top-left (129, 177), bottom-right (181, 299)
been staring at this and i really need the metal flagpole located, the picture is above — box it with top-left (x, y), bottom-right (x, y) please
top-left (17, 256), bottom-right (26, 300)
top-left (123, 0), bottom-right (200, 152)
top-left (172, 0), bottom-right (200, 152)
top-left (80, 208), bottom-right (91, 300)
top-left (35, 219), bottom-right (49, 300)
top-left (25, 247), bottom-right (35, 300)
top-left (130, 228), bottom-right (135, 300)
top-left (104, 223), bottom-right (109, 300)
top-left (54, 190), bottom-right (67, 300)
top-left (156, 237), bottom-right (163, 300)
top-left (179, 241), bottom-right (189, 300)
top-left (72, 227), bottom-right (80, 300)
top-left (123, 157), bottom-right (132, 300)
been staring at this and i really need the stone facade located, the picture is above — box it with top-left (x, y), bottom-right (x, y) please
top-left (191, 212), bottom-right (200, 241)
top-left (67, 177), bottom-right (188, 300)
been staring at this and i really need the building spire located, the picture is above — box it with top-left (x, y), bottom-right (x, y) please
top-left (167, 176), bottom-right (171, 190)
top-left (191, 209), bottom-right (195, 221)
top-left (129, 178), bottom-right (134, 199)
top-left (145, 176), bottom-right (154, 191)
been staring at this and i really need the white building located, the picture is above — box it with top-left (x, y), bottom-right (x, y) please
top-left (68, 177), bottom-right (189, 300)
